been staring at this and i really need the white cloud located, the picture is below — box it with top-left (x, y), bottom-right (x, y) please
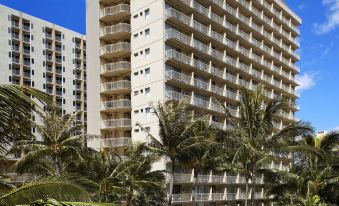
top-left (314, 0), bottom-right (339, 35)
top-left (295, 72), bottom-right (318, 94)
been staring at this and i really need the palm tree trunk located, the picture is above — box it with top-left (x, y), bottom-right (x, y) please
top-left (250, 174), bottom-right (256, 206)
top-left (126, 187), bottom-right (133, 206)
top-left (244, 178), bottom-right (249, 206)
top-left (54, 156), bottom-right (61, 176)
top-left (192, 171), bottom-right (199, 206)
top-left (168, 159), bottom-right (175, 206)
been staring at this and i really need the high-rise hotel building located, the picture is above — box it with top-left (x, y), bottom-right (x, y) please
top-left (0, 5), bottom-right (87, 134)
top-left (87, 0), bottom-right (301, 205)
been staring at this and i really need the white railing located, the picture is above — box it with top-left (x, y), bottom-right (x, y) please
top-left (100, 23), bottom-right (130, 37)
top-left (101, 4), bottom-right (130, 18)
top-left (100, 42), bottom-right (130, 55)
top-left (102, 80), bottom-right (131, 92)
top-left (101, 99), bottom-right (131, 110)
top-left (101, 61), bottom-right (131, 74)
top-left (101, 137), bottom-right (131, 147)
top-left (102, 118), bottom-right (131, 129)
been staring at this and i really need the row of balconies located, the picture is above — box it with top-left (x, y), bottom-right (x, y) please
top-left (12, 57), bottom-right (31, 67)
top-left (178, 0), bottom-right (299, 48)
top-left (165, 28), bottom-right (297, 79)
top-left (100, 4), bottom-right (130, 22)
top-left (101, 80), bottom-right (131, 94)
top-left (256, 0), bottom-right (301, 29)
top-left (45, 33), bottom-right (62, 42)
top-left (165, 89), bottom-right (297, 122)
top-left (102, 118), bottom-right (131, 130)
top-left (101, 99), bottom-right (131, 111)
top-left (208, 0), bottom-right (300, 34)
top-left (173, 173), bottom-right (264, 185)
top-left (101, 61), bottom-right (131, 76)
top-left (11, 33), bottom-right (31, 43)
top-left (165, 7), bottom-right (299, 63)
top-left (101, 137), bottom-right (131, 148)
top-left (46, 44), bottom-right (62, 53)
top-left (165, 50), bottom-right (297, 98)
top-left (11, 21), bottom-right (31, 32)
top-left (100, 42), bottom-right (131, 58)
top-left (172, 192), bottom-right (266, 203)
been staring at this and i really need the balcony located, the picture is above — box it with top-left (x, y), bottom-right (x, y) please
top-left (101, 61), bottom-right (131, 77)
top-left (100, 23), bottom-right (130, 41)
top-left (101, 137), bottom-right (131, 147)
top-left (101, 80), bottom-right (131, 94)
top-left (12, 69), bottom-right (20, 76)
top-left (165, 50), bottom-right (296, 97)
top-left (100, 4), bottom-right (130, 23)
top-left (100, 42), bottom-right (130, 59)
top-left (101, 99), bottom-right (131, 112)
top-left (102, 118), bottom-right (131, 130)
top-left (165, 7), bottom-right (299, 73)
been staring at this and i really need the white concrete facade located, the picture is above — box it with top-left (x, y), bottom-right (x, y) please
top-left (0, 5), bottom-right (87, 134)
top-left (87, 0), bottom-right (301, 205)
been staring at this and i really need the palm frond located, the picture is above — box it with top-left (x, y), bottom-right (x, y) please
top-left (0, 176), bottom-right (91, 205)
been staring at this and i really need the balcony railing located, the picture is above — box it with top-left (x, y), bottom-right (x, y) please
top-left (101, 99), bottom-right (131, 111)
top-left (165, 7), bottom-right (299, 72)
top-left (101, 61), bottom-right (131, 75)
top-left (165, 49), bottom-right (295, 97)
top-left (100, 4), bottom-right (130, 20)
top-left (100, 23), bottom-right (131, 38)
top-left (102, 80), bottom-right (131, 93)
top-left (100, 42), bottom-right (130, 57)
top-left (102, 118), bottom-right (131, 129)
top-left (101, 137), bottom-right (131, 147)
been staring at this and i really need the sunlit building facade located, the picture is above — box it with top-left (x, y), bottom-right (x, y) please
top-left (86, 0), bottom-right (301, 205)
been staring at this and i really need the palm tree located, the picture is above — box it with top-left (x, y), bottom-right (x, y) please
top-left (107, 143), bottom-right (166, 206)
top-left (0, 176), bottom-right (91, 205)
top-left (0, 84), bottom-right (50, 155)
top-left (222, 87), bottom-right (313, 206)
top-left (179, 118), bottom-right (221, 206)
top-left (269, 132), bottom-right (339, 205)
top-left (11, 107), bottom-right (89, 176)
top-left (137, 101), bottom-right (197, 206)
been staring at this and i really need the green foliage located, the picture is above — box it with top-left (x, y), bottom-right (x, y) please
top-left (10, 107), bottom-right (93, 176)
top-left (220, 87), bottom-right (313, 206)
top-left (0, 84), bottom-right (51, 155)
top-left (0, 176), bottom-right (91, 206)
top-left (268, 132), bottom-right (339, 205)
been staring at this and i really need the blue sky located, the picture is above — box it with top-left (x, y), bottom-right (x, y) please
top-left (0, 0), bottom-right (338, 131)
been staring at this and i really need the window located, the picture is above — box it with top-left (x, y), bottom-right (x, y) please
top-left (145, 68), bottom-right (150, 77)
top-left (145, 48), bottom-right (150, 58)
top-left (133, 14), bottom-right (138, 19)
top-left (134, 52), bottom-right (138, 57)
top-left (145, 127), bottom-right (151, 132)
top-left (134, 71), bottom-right (139, 76)
top-left (134, 110), bottom-right (139, 114)
top-left (145, 28), bottom-right (150, 38)
top-left (145, 87), bottom-right (150, 97)
top-left (145, 9), bottom-right (150, 19)
top-left (134, 90), bottom-right (139, 96)
top-left (133, 33), bottom-right (138, 38)
top-left (145, 107), bottom-right (151, 118)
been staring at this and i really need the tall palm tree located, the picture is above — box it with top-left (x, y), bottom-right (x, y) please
top-left (0, 84), bottom-right (50, 155)
top-left (269, 132), bottom-right (339, 205)
top-left (179, 118), bottom-right (222, 206)
top-left (222, 87), bottom-right (313, 206)
top-left (137, 101), bottom-right (197, 206)
top-left (107, 143), bottom-right (166, 206)
top-left (11, 107), bottom-right (89, 176)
